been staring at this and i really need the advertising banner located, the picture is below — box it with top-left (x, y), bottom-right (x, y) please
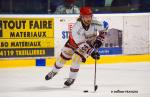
top-left (0, 18), bottom-right (54, 58)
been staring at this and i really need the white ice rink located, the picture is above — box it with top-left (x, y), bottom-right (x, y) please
top-left (0, 62), bottom-right (150, 97)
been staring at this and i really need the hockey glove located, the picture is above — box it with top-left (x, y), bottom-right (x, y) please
top-left (91, 50), bottom-right (100, 60)
top-left (93, 39), bottom-right (102, 49)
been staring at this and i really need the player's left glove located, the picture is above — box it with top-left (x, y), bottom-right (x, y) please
top-left (91, 50), bottom-right (100, 60)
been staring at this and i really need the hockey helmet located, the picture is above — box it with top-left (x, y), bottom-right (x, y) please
top-left (80, 6), bottom-right (93, 16)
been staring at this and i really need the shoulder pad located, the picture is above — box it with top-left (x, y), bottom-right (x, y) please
top-left (91, 20), bottom-right (102, 26)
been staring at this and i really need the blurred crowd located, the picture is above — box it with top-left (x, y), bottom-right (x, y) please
top-left (0, 0), bottom-right (150, 14)
top-left (49, 0), bottom-right (150, 13)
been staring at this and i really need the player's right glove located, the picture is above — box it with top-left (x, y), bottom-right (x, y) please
top-left (91, 50), bottom-right (100, 60)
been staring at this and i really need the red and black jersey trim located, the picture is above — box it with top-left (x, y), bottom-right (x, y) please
top-left (68, 32), bottom-right (78, 49)
top-left (64, 40), bottom-right (77, 51)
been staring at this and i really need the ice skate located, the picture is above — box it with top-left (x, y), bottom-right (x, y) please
top-left (64, 78), bottom-right (75, 87)
top-left (45, 71), bottom-right (57, 80)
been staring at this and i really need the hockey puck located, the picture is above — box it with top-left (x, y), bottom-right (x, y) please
top-left (83, 90), bottom-right (88, 93)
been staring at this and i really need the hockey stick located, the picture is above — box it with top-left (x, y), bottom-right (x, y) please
top-left (83, 49), bottom-right (98, 93)
top-left (94, 49), bottom-right (98, 92)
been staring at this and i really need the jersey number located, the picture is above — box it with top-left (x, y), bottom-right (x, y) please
top-left (81, 45), bottom-right (89, 52)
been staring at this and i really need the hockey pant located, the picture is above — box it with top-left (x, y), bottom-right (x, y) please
top-left (52, 45), bottom-right (89, 79)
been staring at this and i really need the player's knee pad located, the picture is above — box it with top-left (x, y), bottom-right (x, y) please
top-left (55, 56), bottom-right (67, 69)
top-left (61, 46), bottom-right (74, 60)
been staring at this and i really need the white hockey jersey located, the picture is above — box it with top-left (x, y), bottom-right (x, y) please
top-left (55, 5), bottom-right (80, 14)
top-left (70, 19), bottom-right (108, 46)
top-left (63, 19), bottom-right (108, 62)
top-left (67, 19), bottom-right (108, 57)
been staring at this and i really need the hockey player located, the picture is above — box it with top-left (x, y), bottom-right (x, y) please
top-left (45, 6), bottom-right (109, 87)
top-left (54, 0), bottom-right (79, 14)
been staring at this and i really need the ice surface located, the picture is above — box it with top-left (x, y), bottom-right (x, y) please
top-left (0, 62), bottom-right (150, 97)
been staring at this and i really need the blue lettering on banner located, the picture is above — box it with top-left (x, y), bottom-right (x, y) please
top-left (62, 31), bottom-right (69, 39)
top-left (98, 47), bottom-right (122, 55)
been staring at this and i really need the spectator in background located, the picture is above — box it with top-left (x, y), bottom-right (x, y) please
top-left (85, 0), bottom-right (105, 12)
top-left (49, 0), bottom-right (63, 13)
top-left (111, 0), bottom-right (128, 7)
top-left (85, 0), bottom-right (105, 7)
top-left (111, 0), bottom-right (140, 12)
top-left (54, 0), bottom-right (80, 14)
top-left (139, 0), bottom-right (150, 12)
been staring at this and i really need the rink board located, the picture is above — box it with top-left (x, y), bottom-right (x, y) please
top-left (0, 14), bottom-right (150, 68)
top-left (0, 54), bottom-right (150, 68)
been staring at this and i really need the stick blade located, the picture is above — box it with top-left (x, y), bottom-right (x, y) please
top-left (94, 85), bottom-right (98, 91)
